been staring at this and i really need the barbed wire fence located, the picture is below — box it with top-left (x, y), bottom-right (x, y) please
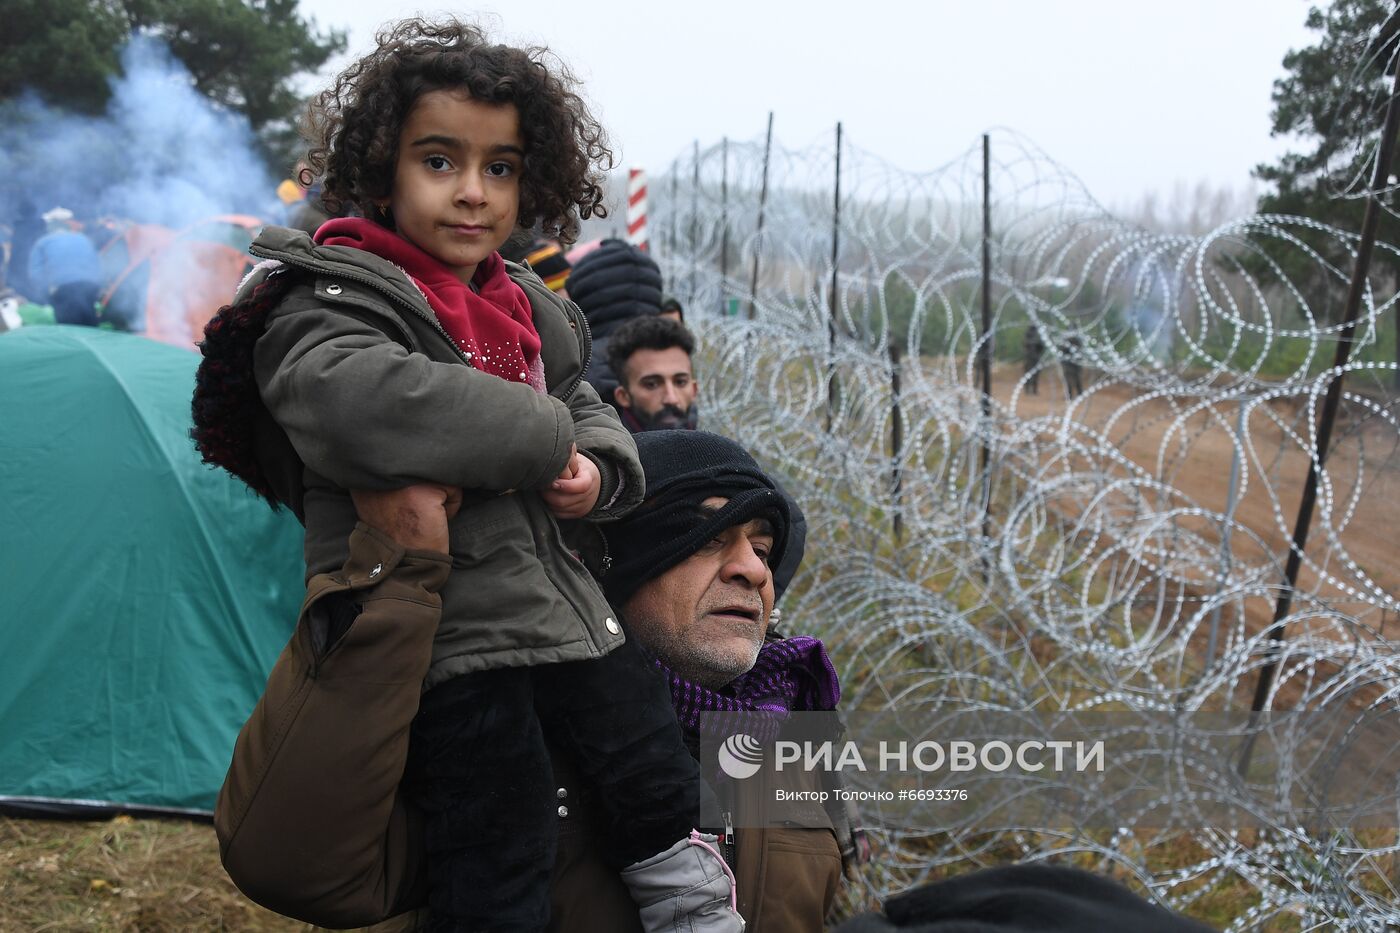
top-left (645, 81), bottom-right (1400, 930)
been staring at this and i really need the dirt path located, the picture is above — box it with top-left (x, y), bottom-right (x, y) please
top-left (992, 365), bottom-right (1400, 635)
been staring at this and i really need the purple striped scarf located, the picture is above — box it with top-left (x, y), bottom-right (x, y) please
top-left (659, 635), bottom-right (841, 742)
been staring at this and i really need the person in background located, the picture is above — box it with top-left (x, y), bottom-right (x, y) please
top-left (27, 208), bottom-right (102, 327)
top-left (6, 199), bottom-right (44, 299)
top-left (659, 295), bottom-right (684, 324)
top-left (601, 311), bottom-right (807, 601)
top-left (275, 178), bottom-right (306, 225)
top-left (1060, 331), bottom-right (1084, 398)
top-left (0, 248), bottom-right (21, 332)
top-left (567, 237), bottom-right (663, 404)
top-left (288, 180), bottom-right (332, 236)
top-left (502, 236), bottom-right (573, 296)
top-left (525, 239), bottom-right (573, 295)
top-left (1022, 325), bottom-right (1044, 396)
top-left (605, 314), bottom-right (699, 432)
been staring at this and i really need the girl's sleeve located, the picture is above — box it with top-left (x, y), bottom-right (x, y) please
top-left (254, 298), bottom-right (574, 491)
top-left (565, 377), bottom-right (645, 520)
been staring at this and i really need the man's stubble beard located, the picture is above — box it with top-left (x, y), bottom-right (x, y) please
top-left (632, 403), bottom-right (698, 432)
top-left (639, 619), bottom-right (764, 689)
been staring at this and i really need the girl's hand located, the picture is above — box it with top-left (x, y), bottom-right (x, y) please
top-left (541, 444), bottom-right (600, 519)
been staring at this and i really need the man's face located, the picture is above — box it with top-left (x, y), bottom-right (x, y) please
top-left (614, 346), bottom-right (698, 430)
top-left (621, 496), bottom-right (776, 688)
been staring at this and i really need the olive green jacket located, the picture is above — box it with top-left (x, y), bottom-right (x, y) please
top-left (244, 226), bottom-right (641, 686)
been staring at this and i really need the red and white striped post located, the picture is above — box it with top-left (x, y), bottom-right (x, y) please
top-left (627, 168), bottom-right (648, 250)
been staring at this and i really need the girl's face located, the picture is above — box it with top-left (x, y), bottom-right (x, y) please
top-left (386, 89), bottom-right (523, 284)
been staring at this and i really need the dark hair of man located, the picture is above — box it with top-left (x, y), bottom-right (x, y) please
top-left (606, 315), bottom-right (696, 386)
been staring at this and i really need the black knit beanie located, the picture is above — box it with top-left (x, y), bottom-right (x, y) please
top-left (566, 237), bottom-right (663, 333)
top-left (602, 431), bottom-right (791, 607)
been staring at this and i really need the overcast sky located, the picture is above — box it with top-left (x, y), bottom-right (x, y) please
top-left (294, 0), bottom-right (1320, 207)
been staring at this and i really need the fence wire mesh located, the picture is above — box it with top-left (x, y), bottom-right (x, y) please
top-left (648, 125), bottom-right (1400, 929)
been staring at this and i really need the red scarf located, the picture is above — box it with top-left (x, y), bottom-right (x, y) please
top-left (314, 218), bottom-right (543, 389)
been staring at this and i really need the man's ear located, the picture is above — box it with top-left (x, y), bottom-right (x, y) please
top-left (613, 384), bottom-right (632, 409)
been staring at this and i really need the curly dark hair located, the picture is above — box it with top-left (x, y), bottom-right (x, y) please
top-left (606, 315), bottom-right (696, 386)
top-left (300, 17), bottom-right (612, 244)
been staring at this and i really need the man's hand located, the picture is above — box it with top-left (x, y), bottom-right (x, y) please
top-left (540, 444), bottom-right (601, 520)
top-left (350, 484), bottom-right (463, 553)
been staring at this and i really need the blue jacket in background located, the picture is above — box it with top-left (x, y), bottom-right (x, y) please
top-left (27, 231), bottom-right (101, 297)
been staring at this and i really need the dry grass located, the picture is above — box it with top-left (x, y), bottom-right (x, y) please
top-left (0, 815), bottom-right (313, 933)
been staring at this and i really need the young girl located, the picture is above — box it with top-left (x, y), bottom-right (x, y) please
top-left (195, 18), bottom-right (739, 933)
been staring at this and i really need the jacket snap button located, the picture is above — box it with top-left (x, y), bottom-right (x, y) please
top-left (325, 283), bottom-right (343, 295)
top-left (557, 805), bottom-right (569, 818)
top-left (605, 617), bottom-right (620, 635)
top-left (556, 787), bottom-right (568, 799)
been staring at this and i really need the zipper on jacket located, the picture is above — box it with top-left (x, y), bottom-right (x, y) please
top-left (251, 244), bottom-right (594, 403)
top-left (597, 524), bottom-right (612, 576)
top-left (720, 809), bottom-right (737, 874)
top-left (559, 298), bottom-right (592, 402)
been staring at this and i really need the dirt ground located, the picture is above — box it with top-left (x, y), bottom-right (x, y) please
top-left (0, 815), bottom-right (311, 932)
top-left (995, 362), bottom-right (1400, 638)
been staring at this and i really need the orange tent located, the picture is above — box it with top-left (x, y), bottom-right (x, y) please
top-left (98, 222), bottom-right (176, 313)
top-left (101, 215), bottom-right (262, 349)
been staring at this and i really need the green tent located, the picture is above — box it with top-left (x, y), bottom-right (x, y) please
top-left (0, 326), bottom-right (304, 817)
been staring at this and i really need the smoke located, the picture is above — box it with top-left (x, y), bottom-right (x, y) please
top-left (0, 36), bottom-right (279, 227)
top-left (1126, 302), bottom-right (1176, 360)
